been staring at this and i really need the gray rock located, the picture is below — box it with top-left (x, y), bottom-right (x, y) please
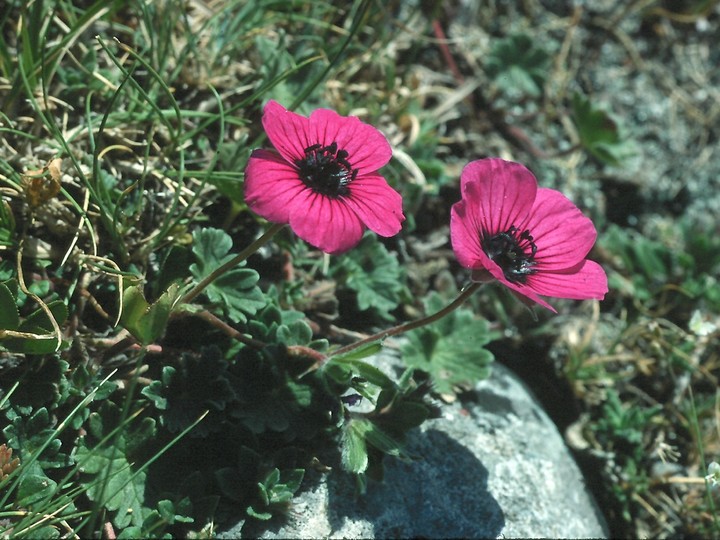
top-left (223, 358), bottom-right (608, 539)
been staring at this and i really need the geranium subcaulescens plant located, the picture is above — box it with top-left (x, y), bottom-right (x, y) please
top-left (182, 100), bottom-right (607, 359)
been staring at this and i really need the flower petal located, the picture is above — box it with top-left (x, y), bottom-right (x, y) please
top-left (341, 174), bottom-right (404, 237)
top-left (308, 109), bottom-right (392, 172)
top-left (478, 256), bottom-right (558, 312)
top-left (262, 100), bottom-right (312, 164)
top-left (450, 199), bottom-right (486, 269)
top-left (459, 158), bottom-right (538, 236)
top-left (521, 188), bottom-right (598, 270)
top-left (288, 193), bottom-right (365, 254)
top-left (527, 259), bottom-right (609, 300)
top-left (244, 149), bottom-right (307, 223)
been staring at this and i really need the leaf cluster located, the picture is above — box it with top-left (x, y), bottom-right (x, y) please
top-left (324, 345), bottom-right (432, 493)
top-left (486, 34), bottom-right (550, 98)
top-left (601, 221), bottom-right (720, 317)
top-left (330, 233), bottom-right (407, 323)
top-left (401, 291), bottom-right (496, 396)
top-left (572, 92), bottom-right (636, 166)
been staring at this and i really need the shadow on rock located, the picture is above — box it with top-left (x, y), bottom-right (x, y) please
top-left (326, 428), bottom-right (505, 539)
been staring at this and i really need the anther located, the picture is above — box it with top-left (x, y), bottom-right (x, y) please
top-left (295, 141), bottom-right (357, 198)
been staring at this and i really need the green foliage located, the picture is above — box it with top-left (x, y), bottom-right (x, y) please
top-left (8, 0), bottom-right (714, 537)
top-left (331, 233), bottom-right (406, 322)
top-left (572, 92), bottom-right (636, 166)
top-left (593, 390), bottom-right (662, 455)
top-left (121, 282), bottom-right (181, 345)
top-left (0, 280), bottom-right (20, 329)
top-left (603, 224), bottom-right (674, 303)
top-left (337, 383), bottom-right (430, 492)
top-left (117, 498), bottom-right (194, 539)
top-left (189, 228), bottom-right (266, 323)
top-left (341, 416), bottom-right (415, 477)
top-left (327, 349), bottom-right (431, 490)
top-left (0, 279), bottom-right (68, 355)
top-left (247, 468), bottom-right (304, 520)
top-left (4, 407), bottom-right (72, 470)
top-left (341, 419), bottom-right (370, 475)
top-left (401, 291), bottom-right (495, 395)
top-left (15, 473), bottom-right (59, 510)
top-left (486, 34), bottom-right (550, 97)
top-left (141, 347), bottom-right (236, 437)
top-left (76, 401), bottom-right (158, 530)
top-left (591, 390), bottom-right (662, 523)
top-left (0, 1), bottom-right (449, 537)
top-left (0, 200), bottom-right (14, 248)
top-left (245, 300), bottom-right (324, 350)
top-left (602, 222), bottom-right (720, 314)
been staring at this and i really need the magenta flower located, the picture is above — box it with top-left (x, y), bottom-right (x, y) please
top-left (450, 158), bottom-right (608, 312)
top-left (244, 100), bottom-right (404, 254)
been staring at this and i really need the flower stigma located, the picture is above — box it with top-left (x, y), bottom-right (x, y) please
top-left (481, 225), bottom-right (537, 283)
top-left (296, 141), bottom-right (357, 198)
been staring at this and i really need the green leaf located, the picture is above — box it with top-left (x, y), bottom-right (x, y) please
top-left (0, 200), bottom-right (15, 248)
top-left (121, 282), bottom-right (180, 344)
top-left (401, 291), bottom-right (495, 395)
top-left (486, 34), bottom-right (549, 97)
top-left (140, 348), bottom-right (235, 436)
top-left (119, 498), bottom-right (194, 538)
top-left (191, 227), bottom-right (233, 267)
top-left (329, 340), bottom-right (383, 362)
top-left (215, 467), bottom-right (246, 502)
top-left (2, 299), bottom-right (69, 354)
top-left (4, 406), bottom-right (71, 468)
top-left (156, 244), bottom-right (193, 294)
top-left (16, 472), bottom-right (58, 508)
top-left (572, 92), bottom-right (635, 166)
top-left (324, 356), bottom-right (394, 392)
top-left (247, 467), bottom-right (305, 520)
top-left (0, 281), bottom-right (19, 330)
top-left (362, 421), bottom-right (409, 459)
top-left (17, 299), bottom-right (67, 334)
top-left (76, 402), bottom-right (156, 529)
top-left (599, 224), bottom-right (674, 303)
top-left (246, 506), bottom-right (273, 520)
top-left (331, 234), bottom-right (405, 322)
top-left (189, 228), bottom-right (266, 322)
top-left (341, 419), bottom-right (369, 474)
top-left (276, 318), bottom-right (313, 346)
top-left (117, 527), bottom-right (145, 539)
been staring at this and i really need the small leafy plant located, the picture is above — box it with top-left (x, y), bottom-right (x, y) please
top-left (572, 92), bottom-right (636, 166)
top-left (0, 2), bottom-right (628, 538)
top-left (486, 34), bottom-right (550, 98)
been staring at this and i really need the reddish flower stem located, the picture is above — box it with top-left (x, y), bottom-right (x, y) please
top-left (196, 310), bottom-right (326, 363)
top-left (193, 310), bottom-right (267, 349)
top-left (329, 281), bottom-right (482, 358)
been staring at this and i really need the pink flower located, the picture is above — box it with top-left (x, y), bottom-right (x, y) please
top-left (450, 158), bottom-right (608, 312)
top-left (244, 100), bottom-right (405, 254)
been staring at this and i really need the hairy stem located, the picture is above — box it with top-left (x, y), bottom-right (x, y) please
top-left (330, 281), bottom-right (482, 358)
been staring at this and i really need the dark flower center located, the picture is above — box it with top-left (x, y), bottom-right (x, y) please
top-left (295, 142), bottom-right (357, 198)
top-left (481, 226), bottom-right (538, 284)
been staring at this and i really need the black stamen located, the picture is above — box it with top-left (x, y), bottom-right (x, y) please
top-left (481, 225), bottom-right (538, 284)
top-left (295, 142), bottom-right (357, 198)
